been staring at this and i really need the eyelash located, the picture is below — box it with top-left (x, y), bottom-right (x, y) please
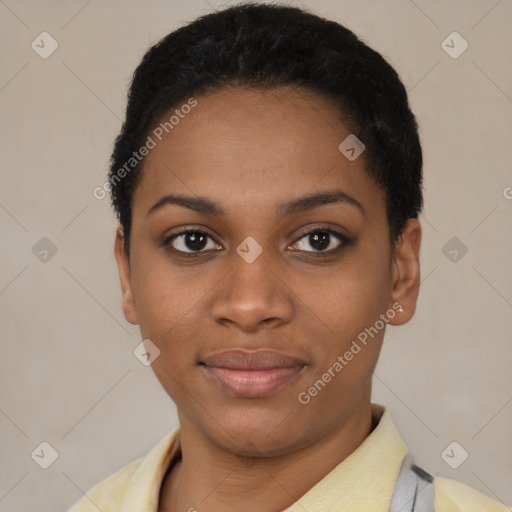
top-left (162, 226), bottom-right (352, 259)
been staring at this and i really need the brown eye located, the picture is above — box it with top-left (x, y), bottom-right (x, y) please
top-left (290, 229), bottom-right (348, 254)
top-left (165, 230), bottom-right (221, 254)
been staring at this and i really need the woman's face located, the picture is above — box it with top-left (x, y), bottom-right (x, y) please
top-left (115, 85), bottom-right (420, 456)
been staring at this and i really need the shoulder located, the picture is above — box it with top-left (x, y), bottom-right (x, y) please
top-left (65, 457), bottom-right (143, 512)
top-left (435, 476), bottom-right (511, 511)
top-left (65, 428), bottom-right (180, 512)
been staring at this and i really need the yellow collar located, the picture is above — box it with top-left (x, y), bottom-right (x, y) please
top-left (119, 403), bottom-right (407, 511)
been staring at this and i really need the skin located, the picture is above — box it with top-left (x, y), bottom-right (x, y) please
top-left (114, 85), bottom-right (421, 511)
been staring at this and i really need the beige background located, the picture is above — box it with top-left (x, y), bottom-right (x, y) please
top-left (0, 0), bottom-right (511, 510)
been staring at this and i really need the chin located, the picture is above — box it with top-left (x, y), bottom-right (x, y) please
top-left (203, 405), bottom-right (313, 458)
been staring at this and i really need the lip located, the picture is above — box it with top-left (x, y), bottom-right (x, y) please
top-left (200, 349), bottom-right (307, 398)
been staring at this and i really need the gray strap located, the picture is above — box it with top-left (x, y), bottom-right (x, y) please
top-left (389, 454), bottom-right (435, 512)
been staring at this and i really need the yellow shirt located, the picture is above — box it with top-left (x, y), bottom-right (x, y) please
top-left (66, 404), bottom-right (510, 511)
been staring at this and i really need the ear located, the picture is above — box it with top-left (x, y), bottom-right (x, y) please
top-left (114, 224), bottom-right (139, 325)
top-left (387, 218), bottom-right (422, 326)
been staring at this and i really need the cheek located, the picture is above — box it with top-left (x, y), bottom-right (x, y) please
top-left (130, 256), bottom-right (190, 344)
top-left (129, 251), bottom-right (220, 365)
top-left (299, 257), bottom-right (391, 345)
top-left (292, 261), bottom-right (391, 397)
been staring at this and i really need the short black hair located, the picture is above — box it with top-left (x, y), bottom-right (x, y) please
top-left (108, 2), bottom-right (423, 258)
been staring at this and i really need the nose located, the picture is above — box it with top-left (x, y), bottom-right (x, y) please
top-left (210, 248), bottom-right (295, 333)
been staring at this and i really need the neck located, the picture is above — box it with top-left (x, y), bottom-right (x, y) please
top-left (159, 398), bottom-right (376, 512)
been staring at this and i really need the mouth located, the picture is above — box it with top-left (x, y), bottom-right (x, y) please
top-left (199, 349), bottom-right (307, 398)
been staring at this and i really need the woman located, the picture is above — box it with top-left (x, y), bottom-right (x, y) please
top-left (67, 3), bottom-right (508, 511)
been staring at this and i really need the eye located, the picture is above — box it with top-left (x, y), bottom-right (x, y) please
top-left (163, 226), bottom-right (351, 258)
top-left (289, 228), bottom-right (348, 254)
top-left (164, 229), bottom-right (221, 256)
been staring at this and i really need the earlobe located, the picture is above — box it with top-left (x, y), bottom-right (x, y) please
top-left (387, 219), bottom-right (422, 326)
top-left (114, 225), bottom-right (139, 325)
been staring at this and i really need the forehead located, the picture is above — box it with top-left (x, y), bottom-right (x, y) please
top-left (132, 86), bottom-right (385, 222)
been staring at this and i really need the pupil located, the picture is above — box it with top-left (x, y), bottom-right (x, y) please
top-left (311, 232), bottom-right (329, 251)
top-left (183, 232), bottom-right (331, 252)
top-left (186, 232), bottom-right (207, 251)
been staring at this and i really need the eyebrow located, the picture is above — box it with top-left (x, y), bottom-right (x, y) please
top-left (146, 190), bottom-right (365, 219)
